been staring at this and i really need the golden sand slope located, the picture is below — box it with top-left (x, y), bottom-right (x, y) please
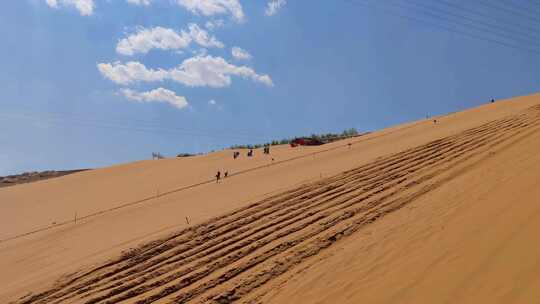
top-left (2, 94), bottom-right (540, 303)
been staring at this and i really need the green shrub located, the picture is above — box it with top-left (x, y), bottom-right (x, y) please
top-left (229, 128), bottom-right (358, 149)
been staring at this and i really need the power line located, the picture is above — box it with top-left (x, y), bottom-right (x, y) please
top-left (1, 110), bottom-right (266, 139)
top-left (0, 113), bottom-right (270, 142)
top-left (433, 0), bottom-right (540, 39)
top-left (475, 0), bottom-right (540, 25)
top-left (402, 0), bottom-right (540, 45)
top-left (500, 1), bottom-right (540, 16)
top-left (342, 0), bottom-right (540, 56)
top-left (387, 0), bottom-right (540, 48)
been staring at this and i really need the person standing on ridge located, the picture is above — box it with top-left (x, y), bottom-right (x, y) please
top-left (216, 170), bottom-right (221, 183)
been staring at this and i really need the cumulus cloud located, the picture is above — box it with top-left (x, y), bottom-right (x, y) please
top-left (208, 99), bottom-right (216, 105)
top-left (97, 61), bottom-right (167, 85)
top-left (120, 88), bottom-right (188, 109)
top-left (116, 24), bottom-right (223, 56)
top-left (231, 46), bottom-right (252, 60)
top-left (265, 0), bottom-right (286, 16)
top-left (169, 55), bottom-right (273, 87)
top-left (126, 0), bottom-right (152, 5)
top-left (45, 0), bottom-right (95, 16)
top-left (187, 24), bottom-right (224, 48)
top-left (98, 55), bottom-right (273, 87)
top-left (176, 0), bottom-right (244, 23)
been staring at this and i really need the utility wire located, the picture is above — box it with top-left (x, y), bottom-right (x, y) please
top-left (1, 110), bottom-right (266, 139)
top-left (434, 0), bottom-right (540, 39)
top-left (343, 0), bottom-right (540, 56)
top-left (402, 0), bottom-right (540, 45)
top-left (475, 0), bottom-right (540, 25)
top-left (0, 113), bottom-right (270, 142)
top-left (387, 0), bottom-right (540, 48)
top-left (501, 1), bottom-right (540, 16)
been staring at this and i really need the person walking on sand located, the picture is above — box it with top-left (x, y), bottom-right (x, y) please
top-left (224, 171), bottom-right (228, 178)
top-left (215, 170), bottom-right (221, 183)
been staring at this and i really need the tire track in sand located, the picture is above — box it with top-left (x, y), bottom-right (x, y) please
top-left (15, 105), bottom-right (540, 304)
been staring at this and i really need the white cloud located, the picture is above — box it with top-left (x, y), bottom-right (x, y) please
top-left (265, 0), bottom-right (286, 16)
top-left (231, 46), bottom-right (252, 60)
top-left (98, 55), bottom-right (273, 87)
top-left (117, 27), bottom-right (189, 56)
top-left (176, 0), bottom-right (244, 23)
top-left (97, 61), bottom-right (168, 85)
top-left (188, 24), bottom-right (224, 48)
top-left (208, 99), bottom-right (216, 105)
top-left (126, 0), bottom-right (152, 5)
top-left (120, 88), bottom-right (188, 109)
top-left (170, 55), bottom-right (274, 87)
top-left (116, 24), bottom-right (223, 56)
top-left (45, 0), bottom-right (95, 16)
top-left (205, 19), bottom-right (225, 31)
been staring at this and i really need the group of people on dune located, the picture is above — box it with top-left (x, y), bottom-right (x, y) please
top-left (216, 145), bottom-right (272, 183)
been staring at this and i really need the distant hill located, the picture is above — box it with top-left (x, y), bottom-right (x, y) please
top-left (0, 169), bottom-right (88, 188)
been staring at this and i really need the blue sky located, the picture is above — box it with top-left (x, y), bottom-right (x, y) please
top-left (1, 0), bottom-right (540, 175)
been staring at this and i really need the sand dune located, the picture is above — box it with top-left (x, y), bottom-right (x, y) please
top-left (2, 94), bottom-right (540, 303)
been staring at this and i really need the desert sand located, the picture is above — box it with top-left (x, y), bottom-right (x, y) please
top-left (1, 93), bottom-right (540, 303)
